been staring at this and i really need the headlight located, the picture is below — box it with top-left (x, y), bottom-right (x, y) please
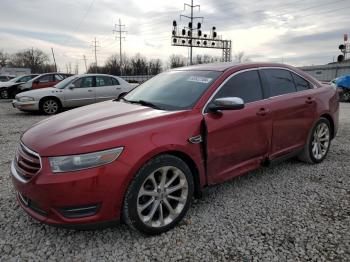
top-left (49, 147), bottom-right (124, 173)
top-left (18, 96), bottom-right (34, 102)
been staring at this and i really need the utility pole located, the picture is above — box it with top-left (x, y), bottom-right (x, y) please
top-left (180, 0), bottom-right (202, 65)
top-left (91, 37), bottom-right (100, 73)
top-left (83, 55), bottom-right (88, 73)
top-left (51, 48), bottom-right (57, 72)
top-left (113, 19), bottom-right (127, 75)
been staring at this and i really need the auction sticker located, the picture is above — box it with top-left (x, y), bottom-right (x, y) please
top-left (187, 76), bottom-right (212, 84)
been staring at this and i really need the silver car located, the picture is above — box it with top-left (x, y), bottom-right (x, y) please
top-left (12, 74), bottom-right (133, 114)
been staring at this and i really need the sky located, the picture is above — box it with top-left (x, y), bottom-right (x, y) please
top-left (0, 0), bottom-right (349, 73)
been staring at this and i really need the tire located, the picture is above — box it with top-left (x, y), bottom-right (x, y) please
top-left (298, 117), bottom-right (331, 164)
top-left (123, 154), bottom-right (194, 235)
top-left (40, 98), bottom-right (61, 115)
top-left (341, 90), bottom-right (350, 102)
top-left (0, 90), bottom-right (8, 99)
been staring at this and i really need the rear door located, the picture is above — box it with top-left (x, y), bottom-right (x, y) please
top-left (32, 74), bottom-right (54, 89)
top-left (63, 76), bottom-right (96, 107)
top-left (95, 76), bottom-right (121, 102)
top-left (204, 69), bottom-right (272, 184)
top-left (260, 68), bottom-right (317, 159)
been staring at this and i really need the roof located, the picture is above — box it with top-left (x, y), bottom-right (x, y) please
top-left (174, 62), bottom-right (290, 72)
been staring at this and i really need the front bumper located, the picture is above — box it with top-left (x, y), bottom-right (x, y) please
top-left (12, 100), bottom-right (39, 111)
top-left (11, 155), bottom-right (132, 226)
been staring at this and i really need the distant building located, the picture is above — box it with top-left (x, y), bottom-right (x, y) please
top-left (0, 67), bottom-right (31, 77)
top-left (299, 59), bottom-right (350, 82)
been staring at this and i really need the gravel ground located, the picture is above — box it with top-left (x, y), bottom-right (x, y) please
top-left (0, 100), bottom-right (349, 261)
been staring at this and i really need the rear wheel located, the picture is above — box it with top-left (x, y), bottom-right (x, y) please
top-left (40, 98), bottom-right (61, 115)
top-left (341, 90), bottom-right (350, 102)
top-left (123, 154), bottom-right (194, 235)
top-left (0, 90), bottom-right (8, 99)
top-left (298, 117), bottom-right (331, 164)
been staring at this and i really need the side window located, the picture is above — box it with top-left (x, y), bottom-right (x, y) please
top-left (291, 73), bottom-right (311, 91)
top-left (72, 77), bottom-right (94, 88)
top-left (111, 77), bottom-right (120, 85)
top-left (213, 70), bottom-right (263, 103)
top-left (96, 76), bottom-right (113, 87)
top-left (54, 74), bottom-right (64, 81)
top-left (263, 69), bottom-right (296, 96)
top-left (38, 74), bottom-right (53, 83)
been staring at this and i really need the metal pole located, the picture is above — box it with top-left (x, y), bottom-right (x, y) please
top-left (51, 48), bottom-right (57, 72)
top-left (119, 19), bottom-right (123, 75)
top-left (94, 37), bottom-right (98, 72)
top-left (190, 0), bottom-right (193, 65)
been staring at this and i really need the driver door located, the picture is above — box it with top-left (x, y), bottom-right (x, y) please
top-left (63, 76), bottom-right (96, 107)
top-left (204, 69), bottom-right (272, 184)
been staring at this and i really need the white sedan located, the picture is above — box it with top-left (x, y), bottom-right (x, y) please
top-left (12, 74), bottom-right (134, 114)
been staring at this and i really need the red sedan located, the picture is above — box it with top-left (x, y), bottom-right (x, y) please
top-left (11, 63), bottom-right (339, 235)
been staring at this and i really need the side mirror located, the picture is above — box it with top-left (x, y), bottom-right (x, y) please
top-left (68, 84), bottom-right (75, 89)
top-left (209, 97), bottom-right (245, 112)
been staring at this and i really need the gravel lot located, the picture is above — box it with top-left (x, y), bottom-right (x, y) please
top-left (0, 100), bottom-right (349, 261)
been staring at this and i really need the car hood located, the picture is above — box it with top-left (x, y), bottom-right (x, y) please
top-left (16, 87), bottom-right (57, 98)
top-left (0, 81), bottom-right (17, 88)
top-left (21, 100), bottom-right (184, 156)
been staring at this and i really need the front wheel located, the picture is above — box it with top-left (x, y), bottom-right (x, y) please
top-left (123, 155), bottom-right (194, 235)
top-left (0, 90), bottom-right (8, 99)
top-left (298, 117), bottom-right (331, 164)
top-left (40, 98), bottom-right (61, 115)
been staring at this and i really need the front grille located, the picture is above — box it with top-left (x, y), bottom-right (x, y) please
top-left (15, 143), bottom-right (41, 181)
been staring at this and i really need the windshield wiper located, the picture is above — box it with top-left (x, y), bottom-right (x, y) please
top-left (128, 99), bottom-right (161, 110)
top-left (116, 97), bottom-right (161, 110)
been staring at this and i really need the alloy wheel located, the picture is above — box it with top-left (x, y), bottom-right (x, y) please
top-left (137, 166), bottom-right (188, 228)
top-left (311, 122), bottom-right (330, 160)
top-left (43, 100), bottom-right (58, 114)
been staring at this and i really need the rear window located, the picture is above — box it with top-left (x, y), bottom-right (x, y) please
top-left (263, 69), bottom-right (296, 96)
top-left (292, 73), bottom-right (311, 91)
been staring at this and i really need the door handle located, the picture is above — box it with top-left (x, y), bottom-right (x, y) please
top-left (116, 87), bottom-right (121, 89)
top-left (305, 97), bottom-right (314, 104)
top-left (256, 108), bottom-right (269, 116)
top-left (88, 89), bottom-right (92, 92)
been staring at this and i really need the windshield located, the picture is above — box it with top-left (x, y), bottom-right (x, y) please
top-left (8, 76), bottom-right (23, 82)
top-left (124, 70), bottom-right (221, 110)
top-left (55, 75), bottom-right (79, 89)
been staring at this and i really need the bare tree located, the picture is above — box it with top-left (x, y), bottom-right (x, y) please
top-left (234, 51), bottom-right (251, 63)
top-left (131, 53), bottom-right (148, 75)
top-left (8, 48), bottom-right (53, 73)
top-left (169, 54), bottom-right (186, 68)
top-left (0, 51), bottom-right (9, 67)
top-left (148, 59), bottom-right (162, 75)
top-left (194, 54), bottom-right (221, 64)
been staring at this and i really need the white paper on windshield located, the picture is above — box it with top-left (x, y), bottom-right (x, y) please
top-left (187, 76), bottom-right (212, 84)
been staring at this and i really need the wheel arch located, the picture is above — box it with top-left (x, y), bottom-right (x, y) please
top-left (123, 149), bottom-right (203, 200)
top-left (39, 96), bottom-right (62, 108)
top-left (161, 150), bottom-right (202, 198)
top-left (320, 113), bottom-right (335, 139)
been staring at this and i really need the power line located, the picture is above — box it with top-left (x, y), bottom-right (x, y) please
top-left (64, 0), bottom-right (96, 46)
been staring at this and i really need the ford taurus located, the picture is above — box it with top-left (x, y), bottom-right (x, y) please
top-left (11, 63), bottom-right (339, 235)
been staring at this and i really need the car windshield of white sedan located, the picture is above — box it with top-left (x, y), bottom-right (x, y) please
top-left (55, 75), bottom-right (79, 89)
top-left (123, 70), bottom-right (221, 110)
